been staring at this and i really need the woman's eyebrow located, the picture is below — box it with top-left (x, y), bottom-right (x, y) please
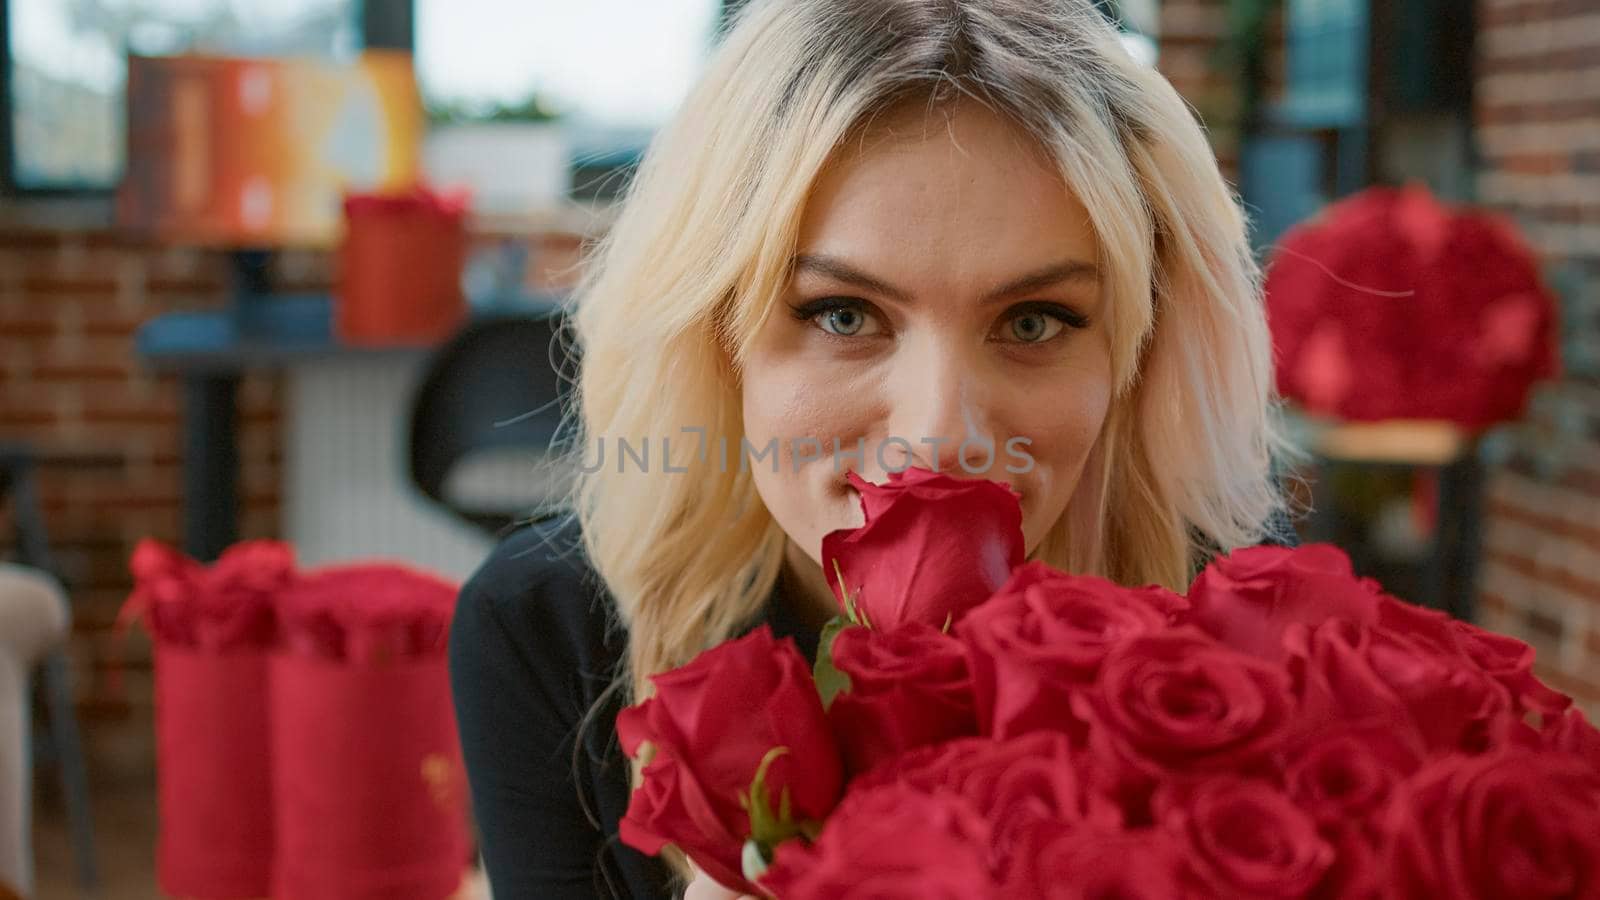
top-left (791, 253), bottom-right (911, 301)
top-left (790, 253), bottom-right (1099, 304)
top-left (984, 259), bottom-right (1100, 302)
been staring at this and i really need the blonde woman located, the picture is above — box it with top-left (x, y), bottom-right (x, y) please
top-left (448, 1), bottom-right (1297, 897)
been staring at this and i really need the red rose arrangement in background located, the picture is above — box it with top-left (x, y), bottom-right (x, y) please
top-left (1264, 182), bottom-right (1560, 430)
top-left (616, 467), bottom-right (1600, 898)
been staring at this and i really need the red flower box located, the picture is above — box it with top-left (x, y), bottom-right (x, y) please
top-left (270, 564), bottom-right (469, 900)
top-left (337, 187), bottom-right (470, 346)
top-left (123, 540), bottom-right (293, 900)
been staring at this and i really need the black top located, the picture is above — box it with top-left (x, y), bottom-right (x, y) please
top-left (448, 509), bottom-right (1298, 900)
top-left (448, 512), bottom-right (822, 900)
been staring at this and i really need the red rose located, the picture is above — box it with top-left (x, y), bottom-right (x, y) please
top-left (616, 626), bottom-right (843, 893)
top-left (278, 563), bottom-right (457, 662)
top-left (122, 539), bottom-right (290, 649)
top-left (851, 733), bottom-right (1119, 877)
top-left (197, 540), bottom-right (293, 649)
top-left (822, 467), bottom-right (1024, 630)
top-left (1003, 824), bottom-right (1194, 899)
top-left (1313, 824), bottom-right (1384, 900)
top-left (124, 539), bottom-right (207, 645)
top-left (1450, 618), bottom-right (1572, 717)
top-left (1073, 629), bottom-right (1295, 794)
top-left (1287, 612), bottom-right (1513, 754)
top-left (760, 784), bottom-right (996, 899)
top-left (826, 623), bottom-right (978, 775)
top-left (958, 561), bottom-right (1187, 739)
top-left (1159, 778), bottom-right (1334, 899)
top-left (1281, 720), bottom-right (1425, 826)
top-left (1187, 544), bottom-right (1383, 663)
top-left (1542, 707), bottom-right (1600, 772)
top-left (1381, 750), bottom-right (1600, 899)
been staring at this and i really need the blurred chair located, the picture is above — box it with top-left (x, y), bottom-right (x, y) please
top-left (407, 311), bottom-right (577, 539)
top-left (0, 445), bottom-right (98, 895)
top-left (0, 563), bottom-right (69, 896)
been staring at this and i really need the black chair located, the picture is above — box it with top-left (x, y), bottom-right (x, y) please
top-left (0, 445), bottom-right (98, 893)
top-left (407, 311), bottom-right (578, 539)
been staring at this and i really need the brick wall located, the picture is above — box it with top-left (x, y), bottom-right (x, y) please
top-left (0, 227), bottom-right (288, 777)
top-left (1159, 0), bottom-right (1241, 177)
top-left (1473, 0), bottom-right (1600, 715)
top-left (1477, 384), bottom-right (1600, 712)
top-left (1157, 0), bottom-right (1288, 182)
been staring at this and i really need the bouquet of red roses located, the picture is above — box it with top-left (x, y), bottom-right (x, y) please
top-left (1264, 183), bottom-right (1560, 430)
top-left (618, 469), bottom-right (1600, 898)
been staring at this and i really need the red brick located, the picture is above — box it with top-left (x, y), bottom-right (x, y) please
top-left (30, 362), bottom-right (138, 383)
top-left (0, 394), bottom-right (66, 426)
top-left (20, 272), bottom-right (121, 296)
top-left (79, 383), bottom-right (179, 416)
top-left (143, 273), bottom-right (226, 295)
top-left (79, 316), bottom-right (143, 338)
top-left (1485, 498), bottom-right (1600, 552)
top-left (0, 232), bottom-right (66, 253)
top-left (1481, 98), bottom-right (1600, 128)
top-left (1478, 590), bottom-right (1511, 617)
top-left (1497, 151), bottom-right (1573, 176)
top-left (1484, 548), bottom-right (1600, 602)
top-left (37, 334), bottom-right (137, 371)
top-left (78, 409), bottom-right (180, 428)
top-left (0, 314), bottom-right (57, 337)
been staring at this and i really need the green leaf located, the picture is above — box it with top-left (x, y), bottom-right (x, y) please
top-left (813, 615), bottom-right (854, 711)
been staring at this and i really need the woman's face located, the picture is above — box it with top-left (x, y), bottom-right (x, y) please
top-left (741, 100), bottom-right (1115, 571)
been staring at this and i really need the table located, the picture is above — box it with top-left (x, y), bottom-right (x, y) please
top-left (135, 251), bottom-right (566, 563)
top-left (1296, 417), bottom-right (1485, 620)
top-left (134, 252), bottom-right (403, 561)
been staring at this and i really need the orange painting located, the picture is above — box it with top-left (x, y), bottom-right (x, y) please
top-left (118, 51), bottom-right (424, 247)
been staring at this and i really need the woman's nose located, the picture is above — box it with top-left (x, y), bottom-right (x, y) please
top-left (881, 341), bottom-right (998, 475)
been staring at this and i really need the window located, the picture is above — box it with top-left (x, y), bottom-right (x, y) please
top-left (3, 0), bottom-right (363, 193)
top-left (414, 0), bottom-right (720, 129)
top-left (414, 0), bottom-right (721, 205)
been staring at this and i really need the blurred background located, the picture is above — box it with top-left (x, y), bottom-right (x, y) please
top-left (0, 0), bottom-right (1594, 897)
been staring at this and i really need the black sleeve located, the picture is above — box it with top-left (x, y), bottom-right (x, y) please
top-left (448, 530), bottom-right (614, 899)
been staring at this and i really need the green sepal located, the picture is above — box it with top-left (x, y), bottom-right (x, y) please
top-left (737, 746), bottom-right (827, 881)
top-left (830, 558), bottom-right (872, 629)
top-left (739, 746), bottom-right (791, 849)
top-left (813, 614), bottom-right (854, 711)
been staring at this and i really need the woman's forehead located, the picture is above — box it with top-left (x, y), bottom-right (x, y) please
top-left (793, 102), bottom-right (1100, 301)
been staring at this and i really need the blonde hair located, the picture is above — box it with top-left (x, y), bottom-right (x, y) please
top-left (560, 0), bottom-right (1289, 881)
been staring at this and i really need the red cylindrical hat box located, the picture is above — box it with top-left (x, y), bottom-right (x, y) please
top-left (154, 646), bottom-right (275, 899)
top-left (336, 188), bottom-right (469, 346)
top-left (269, 652), bottom-right (470, 899)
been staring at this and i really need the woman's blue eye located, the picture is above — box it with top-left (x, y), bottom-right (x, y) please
top-left (1008, 312), bottom-right (1065, 343)
top-left (812, 301), bottom-right (889, 336)
top-left (791, 298), bottom-right (882, 337)
top-left (825, 308), bottom-right (863, 335)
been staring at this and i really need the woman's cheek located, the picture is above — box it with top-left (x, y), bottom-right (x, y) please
top-left (1004, 376), bottom-right (1114, 542)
